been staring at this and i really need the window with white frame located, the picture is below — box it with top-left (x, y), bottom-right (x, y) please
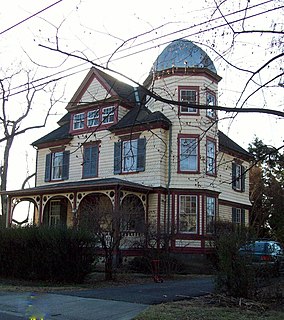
top-left (179, 137), bottom-right (198, 172)
top-left (51, 152), bottom-right (63, 180)
top-left (102, 106), bottom-right (115, 124)
top-left (179, 195), bottom-right (198, 233)
top-left (206, 92), bottom-right (216, 118)
top-left (180, 89), bottom-right (198, 113)
top-left (73, 113), bottom-right (85, 130)
top-left (206, 140), bottom-right (216, 175)
top-left (232, 163), bottom-right (245, 191)
top-left (206, 197), bottom-right (216, 233)
top-left (87, 110), bottom-right (99, 127)
top-left (45, 151), bottom-right (70, 182)
top-left (49, 200), bottom-right (61, 226)
top-left (232, 207), bottom-right (245, 226)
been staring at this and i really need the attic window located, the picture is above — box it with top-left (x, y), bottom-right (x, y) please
top-left (73, 113), bottom-right (85, 130)
top-left (102, 106), bottom-right (115, 124)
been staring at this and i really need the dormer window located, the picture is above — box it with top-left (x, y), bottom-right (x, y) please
top-left (102, 106), bottom-right (115, 124)
top-left (73, 113), bottom-right (85, 130)
top-left (87, 110), bottom-right (99, 127)
top-left (178, 86), bottom-right (199, 115)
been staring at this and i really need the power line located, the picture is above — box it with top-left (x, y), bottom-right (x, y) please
top-left (4, 0), bottom-right (282, 99)
top-left (0, 0), bottom-right (63, 36)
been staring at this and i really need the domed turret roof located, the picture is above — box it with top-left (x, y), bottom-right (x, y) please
top-left (152, 39), bottom-right (217, 74)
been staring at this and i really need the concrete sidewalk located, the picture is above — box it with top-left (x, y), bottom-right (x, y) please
top-left (0, 292), bottom-right (148, 320)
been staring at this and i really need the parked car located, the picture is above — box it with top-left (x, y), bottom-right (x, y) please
top-left (239, 240), bottom-right (284, 276)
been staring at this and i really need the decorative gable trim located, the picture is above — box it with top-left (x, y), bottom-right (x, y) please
top-left (66, 68), bottom-right (119, 112)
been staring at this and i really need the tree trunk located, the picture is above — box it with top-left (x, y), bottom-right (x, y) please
top-left (0, 135), bottom-right (14, 226)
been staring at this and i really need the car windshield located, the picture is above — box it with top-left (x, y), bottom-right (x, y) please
top-left (241, 242), bottom-right (267, 253)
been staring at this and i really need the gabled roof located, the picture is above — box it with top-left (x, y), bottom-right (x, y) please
top-left (218, 130), bottom-right (253, 160)
top-left (66, 67), bottom-right (140, 110)
top-left (109, 105), bottom-right (171, 132)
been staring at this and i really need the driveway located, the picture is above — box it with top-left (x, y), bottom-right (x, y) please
top-left (56, 276), bottom-right (214, 304)
top-left (0, 276), bottom-right (214, 320)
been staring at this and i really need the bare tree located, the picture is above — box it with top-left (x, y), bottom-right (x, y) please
top-left (78, 193), bottom-right (145, 280)
top-left (0, 69), bottom-right (61, 225)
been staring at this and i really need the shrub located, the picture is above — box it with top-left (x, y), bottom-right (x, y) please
top-left (211, 221), bottom-right (256, 298)
top-left (0, 226), bottom-right (97, 283)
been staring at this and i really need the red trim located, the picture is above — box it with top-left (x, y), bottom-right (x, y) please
top-left (177, 134), bottom-right (200, 173)
top-left (178, 86), bottom-right (200, 116)
top-left (70, 104), bottom-right (119, 135)
top-left (152, 67), bottom-right (222, 84)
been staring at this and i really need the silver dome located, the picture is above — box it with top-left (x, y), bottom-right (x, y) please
top-left (153, 39), bottom-right (217, 74)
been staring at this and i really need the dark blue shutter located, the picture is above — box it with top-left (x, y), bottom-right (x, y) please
top-left (241, 208), bottom-right (245, 226)
top-left (137, 138), bottom-right (146, 172)
top-left (114, 142), bottom-right (122, 174)
top-left (62, 151), bottom-right (70, 180)
top-left (241, 165), bottom-right (245, 192)
top-left (83, 147), bottom-right (91, 177)
top-left (90, 144), bottom-right (99, 177)
top-left (232, 163), bottom-right (237, 190)
top-left (44, 153), bottom-right (51, 182)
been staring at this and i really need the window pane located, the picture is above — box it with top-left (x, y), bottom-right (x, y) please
top-left (180, 138), bottom-right (198, 171)
top-left (73, 113), bottom-right (85, 130)
top-left (206, 197), bottom-right (215, 233)
top-left (87, 110), bottom-right (99, 127)
top-left (123, 140), bottom-right (138, 172)
top-left (52, 152), bottom-right (63, 180)
top-left (102, 107), bottom-right (114, 124)
top-left (180, 89), bottom-right (197, 113)
top-left (179, 195), bottom-right (197, 233)
top-left (206, 140), bottom-right (216, 174)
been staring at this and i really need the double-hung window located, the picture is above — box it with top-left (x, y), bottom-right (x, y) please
top-left (179, 136), bottom-right (199, 172)
top-left (179, 195), bottom-right (198, 233)
top-left (102, 106), bottom-right (115, 124)
top-left (73, 113), bottom-right (85, 130)
top-left (232, 207), bottom-right (245, 226)
top-left (87, 110), bottom-right (99, 127)
top-left (206, 139), bottom-right (216, 175)
top-left (179, 87), bottom-right (198, 114)
top-left (232, 163), bottom-right (245, 191)
top-left (206, 92), bottom-right (216, 118)
top-left (83, 144), bottom-right (99, 178)
top-left (114, 138), bottom-right (146, 174)
top-left (206, 197), bottom-right (216, 233)
top-left (45, 151), bottom-right (70, 182)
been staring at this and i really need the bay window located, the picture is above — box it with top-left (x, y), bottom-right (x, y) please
top-left (179, 195), bottom-right (198, 233)
top-left (206, 197), bottom-right (216, 233)
top-left (206, 139), bottom-right (216, 175)
top-left (179, 87), bottom-right (199, 114)
top-left (179, 136), bottom-right (199, 172)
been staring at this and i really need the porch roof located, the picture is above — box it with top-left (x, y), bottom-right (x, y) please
top-left (2, 178), bottom-right (153, 197)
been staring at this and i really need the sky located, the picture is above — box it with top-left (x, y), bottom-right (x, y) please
top-left (0, 0), bottom-right (283, 198)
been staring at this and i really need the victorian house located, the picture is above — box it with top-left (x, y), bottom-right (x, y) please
top-left (3, 39), bottom-right (252, 257)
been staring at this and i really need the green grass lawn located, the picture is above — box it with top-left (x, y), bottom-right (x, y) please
top-left (134, 297), bottom-right (284, 320)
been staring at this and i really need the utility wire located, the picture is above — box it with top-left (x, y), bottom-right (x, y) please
top-left (3, 0), bottom-right (282, 99)
top-left (0, 0), bottom-right (63, 36)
